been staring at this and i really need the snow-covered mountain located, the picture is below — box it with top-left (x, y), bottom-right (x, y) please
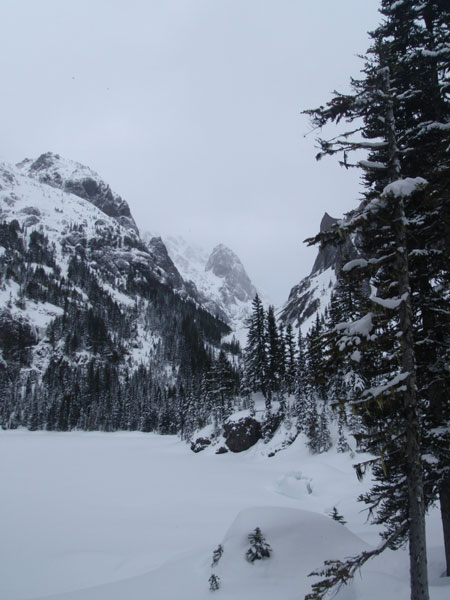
top-left (279, 212), bottom-right (358, 332)
top-left (0, 153), bottom-right (229, 431)
top-left (16, 152), bottom-right (139, 233)
top-left (0, 153), bottom-right (198, 309)
top-left (144, 234), bottom-right (260, 341)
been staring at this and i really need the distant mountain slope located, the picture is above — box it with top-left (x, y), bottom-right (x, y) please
top-left (279, 212), bottom-right (358, 332)
top-left (146, 234), bottom-right (260, 340)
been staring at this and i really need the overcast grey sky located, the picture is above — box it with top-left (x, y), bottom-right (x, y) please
top-left (1, 0), bottom-right (380, 305)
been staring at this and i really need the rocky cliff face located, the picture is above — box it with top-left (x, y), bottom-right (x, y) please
top-left (146, 236), bottom-right (185, 291)
top-left (205, 243), bottom-right (257, 306)
top-left (16, 152), bottom-right (138, 233)
top-left (279, 212), bottom-right (358, 332)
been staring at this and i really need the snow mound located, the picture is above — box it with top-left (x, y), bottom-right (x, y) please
top-left (4, 432), bottom-right (448, 600)
top-left (275, 470), bottom-right (314, 498)
top-left (40, 506), bottom-right (368, 600)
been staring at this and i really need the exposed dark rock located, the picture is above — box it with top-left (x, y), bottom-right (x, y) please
top-left (311, 212), bottom-right (358, 276)
top-left (147, 237), bottom-right (184, 290)
top-left (190, 437), bottom-right (212, 453)
top-left (20, 206), bottom-right (41, 217)
top-left (280, 212), bottom-right (359, 331)
top-left (28, 152), bottom-right (60, 172)
top-left (310, 213), bottom-right (340, 275)
top-left (18, 152), bottom-right (139, 233)
top-left (281, 277), bottom-right (321, 327)
top-left (215, 446), bottom-right (229, 454)
top-left (63, 177), bottom-right (137, 232)
top-left (23, 216), bottom-right (41, 227)
top-left (223, 416), bottom-right (262, 452)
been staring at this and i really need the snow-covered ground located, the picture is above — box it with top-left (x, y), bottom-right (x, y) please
top-left (0, 430), bottom-right (447, 600)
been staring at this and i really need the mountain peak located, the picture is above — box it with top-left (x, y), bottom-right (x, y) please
top-left (311, 213), bottom-right (342, 275)
top-left (153, 235), bottom-right (260, 339)
top-left (17, 152), bottom-right (138, 233)
top-left (280, 211), bottom-right (357, 333)
top-left (205, 243), bottom-right (256, 305)
top-left (206, 244), bottom-right (241, 277)
top-left (320, 212), bottom-right (338, 233)
top-left (17, 152), bottom-right (100, 182)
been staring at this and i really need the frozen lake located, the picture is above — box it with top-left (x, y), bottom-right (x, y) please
top-left (0, 430), bottom-right (447, 600)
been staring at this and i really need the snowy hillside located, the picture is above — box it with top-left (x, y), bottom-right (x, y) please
top-left (0, 155), bottom-right (230, 433)
top-left (144, 234), bottom-right (260, 341)
top-left (0, 159), bottom-right (186, 340)
top-left (281, 266), bottom-right (336, 334)
top-left (1, 430), bottom-right (447, 600)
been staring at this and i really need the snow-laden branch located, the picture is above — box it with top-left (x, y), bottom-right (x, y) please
top-left (343, 253), bottom-right (395, 272)
top-left (382, 177), bottom-right (428, 198)
top-left (419, 121), bottom-right (450, 133)
top-left (342, 258), bottom-right (368, 272)
top-left (335, 313), bottom-right (374, 338)
top-left (305, 522), bottom-right (409, 600)
top-left (358, 159), bottom-right (388, 170)
top-left (363, 372), bottom-right (410, 399)
top-left (370, 292), bottom-right (409, 310)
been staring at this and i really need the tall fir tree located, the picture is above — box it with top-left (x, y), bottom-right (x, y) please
top-left (266, 305), bottom-right (281, 401)
top-left (303, 1), bottom-right (450, 597)
top-left (244, 294), bottom-right (268, 404)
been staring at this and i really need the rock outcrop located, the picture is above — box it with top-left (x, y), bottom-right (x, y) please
top-left (279, 212), bottom-right (358, 332)
top-left (223, 416), bottom-right (262, 452)
top-left (17, 152), bottom-right (138, 233)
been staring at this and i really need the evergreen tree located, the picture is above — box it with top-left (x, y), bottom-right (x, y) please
top-left (304, 316), bottom-right (331, 454)
top-left (329, 507), bottom-right (347, 525)
top-left (209, 351), bottom-right (237, 427)
top-left (336, 406), bottom-right (351, 454)
top-left (246, 527), bottom-right (272, 562)
top-left (294, 330), bottom-right (308, 433)
top-left (277, 321), bottom-right (287, 385)
top-left (284, 323), bottom-right (297, 396)
top-left (303, 1), bottom-right (450, 596)
top-left (244, 294), bottom-right (268, 401)
top-left (266, 305), bottom-right (281, 402)
top-left (209, 574), bottom-right (220, 591)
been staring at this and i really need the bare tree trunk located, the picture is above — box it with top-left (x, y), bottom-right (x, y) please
top-left (391, 194), bottom-right (430, 600)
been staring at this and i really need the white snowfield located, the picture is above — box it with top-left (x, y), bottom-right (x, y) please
top-left (0, 431), bottom-right (448, 600)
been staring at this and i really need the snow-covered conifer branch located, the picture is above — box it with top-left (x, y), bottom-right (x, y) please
top-left (305, 523), bottom-right (408, 600)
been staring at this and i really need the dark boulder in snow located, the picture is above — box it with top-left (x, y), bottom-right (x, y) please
top-left (224, 416), bottom-right (262, 452)
top-left (190, 437), bottom-right (212, 453)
